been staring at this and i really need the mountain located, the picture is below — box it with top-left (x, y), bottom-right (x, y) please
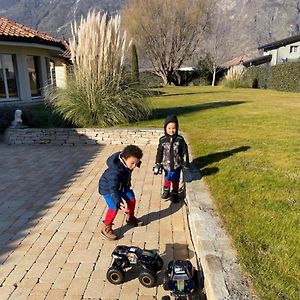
top-left (1, 0), bottom-right (300, 62)
top-left (0, 0), bottom-right (125, 38)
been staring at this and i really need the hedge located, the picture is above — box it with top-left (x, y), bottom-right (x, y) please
top-left (243, 62), bottom-right (300, 92)
top-left (243, 65), bottom-right (269, 89)
top-left (268, 62), bottom-right (300, 92)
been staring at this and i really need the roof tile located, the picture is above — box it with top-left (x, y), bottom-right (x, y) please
top-left (0, 17), bottom-right (66, 50)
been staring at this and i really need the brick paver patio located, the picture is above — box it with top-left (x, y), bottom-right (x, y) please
top-left (0, 144), bottom-right (199, 300)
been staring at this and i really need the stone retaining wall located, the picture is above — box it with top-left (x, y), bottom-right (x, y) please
top-left (4, 128), bottom-right (164, 146)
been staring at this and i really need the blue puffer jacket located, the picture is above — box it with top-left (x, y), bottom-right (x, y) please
top-left (98, 152), bottom-right (132, 207)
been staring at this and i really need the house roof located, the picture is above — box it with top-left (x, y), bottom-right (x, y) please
top-left (242, 54), bottom-right (272, 67)
top-left (0, 17), bottom-right (66, 51)
top-left (258, 34), bottom-right (300, 51)
top-left (219, 55), bottom-right (251, 69)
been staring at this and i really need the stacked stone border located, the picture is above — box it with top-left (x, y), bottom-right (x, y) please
top-left (4, 128), bottom-right (164, 146)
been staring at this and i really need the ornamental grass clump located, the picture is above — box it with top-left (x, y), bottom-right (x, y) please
top-left (47, 11), bottom-right (150, 127)
top-left (223, 65), bottom-right (247, 88)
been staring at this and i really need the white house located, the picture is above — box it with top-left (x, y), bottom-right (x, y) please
top-left (0, 17), bottom-right (70, 104)
top-left (259, 34), bottom-right (300, 66)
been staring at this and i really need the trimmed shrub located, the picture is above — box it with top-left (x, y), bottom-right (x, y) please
top-left (243, 66), bottom-right (269, 89)
top-left (131, 44), bottom-right (139, 84)
top-left (268, 62), bottom-right (300, 92)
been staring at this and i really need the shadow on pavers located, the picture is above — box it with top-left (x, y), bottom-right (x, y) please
top-left (115, 200), bottom-right (184, 238)
top-left (0, 141), bottom-right (105, 263)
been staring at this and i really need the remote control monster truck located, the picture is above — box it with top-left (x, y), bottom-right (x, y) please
top-left (106, 245), bottom-right (163, 288)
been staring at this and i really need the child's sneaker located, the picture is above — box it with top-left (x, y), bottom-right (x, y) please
top-left (161, 186), bottom-right (170, 199)
top-left (101, 223), bottom-right (117, 240)
top-left (126, 216), bottom-right (144, 227)
top-left (171, 190), bottom-right (179, 203)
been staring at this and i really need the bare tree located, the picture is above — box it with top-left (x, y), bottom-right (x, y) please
top-left (122, 0), bottom-right (211, 85)
top-left (198, 3), bottom-right (231, 86)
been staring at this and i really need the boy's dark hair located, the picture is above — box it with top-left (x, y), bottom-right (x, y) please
top-left (121, 145), bottom-right (143, 159)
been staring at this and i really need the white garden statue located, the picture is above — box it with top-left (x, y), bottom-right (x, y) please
top-left (10, 109), bottom-right (27, 129)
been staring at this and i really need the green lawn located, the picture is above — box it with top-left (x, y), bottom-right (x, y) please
top-left (134, 86), bottom-right (300, 300)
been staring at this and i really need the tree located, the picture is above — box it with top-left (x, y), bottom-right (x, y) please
top-left (131, 44), bottom-right (139, 83)
top-left (200, 5), bottom-right (231, 86)
top-left (122, 0), bottom-right (211, 85)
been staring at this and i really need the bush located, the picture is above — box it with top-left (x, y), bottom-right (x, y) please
top-left (222, 65), bottom-right (246, 88)
top-left (47, 80), bottom-right (150, 127)
top-left (222, 78), bottom-right (247, 88)
top-left (268, 62), bottom-right (300, 92)
top-left (47, 11), bottom-right (151, 127)
top-left (243, 66), bottom-right (269, 89)
top-left (139, 71), bottom-right (164, 88)
top-left (0, 106), bottom-right (37, 132)
top-left (190, 77), bottom-right (210, 86)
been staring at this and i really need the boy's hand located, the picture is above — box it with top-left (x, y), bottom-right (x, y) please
top-left (153, 163), bottom-right (162, 175)
top-left (119, 199), bottom-right (128, 214)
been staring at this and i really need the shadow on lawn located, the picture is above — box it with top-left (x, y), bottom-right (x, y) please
top-left (152, 101), bottom-right (246, 119)
top-left (189, 146), bottom-right (251, 180)
top-left (160, 90), bottom-right (232, 97)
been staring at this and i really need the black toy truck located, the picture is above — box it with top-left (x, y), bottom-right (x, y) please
top-left (162, 260), bottom-right (198, 300)
top-left (106, 245), bottom-right (164, 288)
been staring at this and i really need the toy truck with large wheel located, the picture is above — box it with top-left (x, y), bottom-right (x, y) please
top-left (106, 245), bottom-right (163, 288)
top-left (162, 260), bottom-right (198, 300)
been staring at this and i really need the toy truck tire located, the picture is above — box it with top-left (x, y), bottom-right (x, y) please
top-left (139, 269), bottom-right (157, 288)
top-left (155, 256), bottom-right (164, 271)
top-left (106, 266), bottom-right (124, 285)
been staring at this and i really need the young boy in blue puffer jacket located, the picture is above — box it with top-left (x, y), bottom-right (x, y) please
top-left (99, 145), bottom-right (144, 240)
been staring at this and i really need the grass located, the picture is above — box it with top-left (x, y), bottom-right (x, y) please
top-left (132, 86), bottom-right (299, 300)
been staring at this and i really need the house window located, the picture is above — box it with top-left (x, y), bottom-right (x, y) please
top-left (0, 54), bottom-right (18, 100)
top-left (290, 46), bottom-right (298, 53)
top-left (27, 56), bottom-right (41, 97)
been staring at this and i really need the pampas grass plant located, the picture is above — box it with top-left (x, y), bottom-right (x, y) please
top-left (223, 65), bottom-right (247, 88)
top-left (47, 11), bottom-right (150, 127)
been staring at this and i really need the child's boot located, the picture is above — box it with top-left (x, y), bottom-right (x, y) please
top-left (126, 216), bottom-right (144, 226)
top-left (171, 189), bottom-right (179, 203)
top-left (126, 199), bottom-right (144, 226)
top-left (161, 186), bottom-right (170, 199)
top-left (101, 223), bottom-right (117, 240)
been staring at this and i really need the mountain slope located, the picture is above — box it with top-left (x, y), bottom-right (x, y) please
top-left (0, 0), bottom-right (299, 61)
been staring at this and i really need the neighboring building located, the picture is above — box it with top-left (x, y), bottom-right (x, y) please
top-left (0, 17), bottom-right (69, 104)
top-left (259, 34), bottom-right (300, 66)
top-left (219, 53), bottom-right (273, 70)
top-left (219, 55), bottom-right (251, 70)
